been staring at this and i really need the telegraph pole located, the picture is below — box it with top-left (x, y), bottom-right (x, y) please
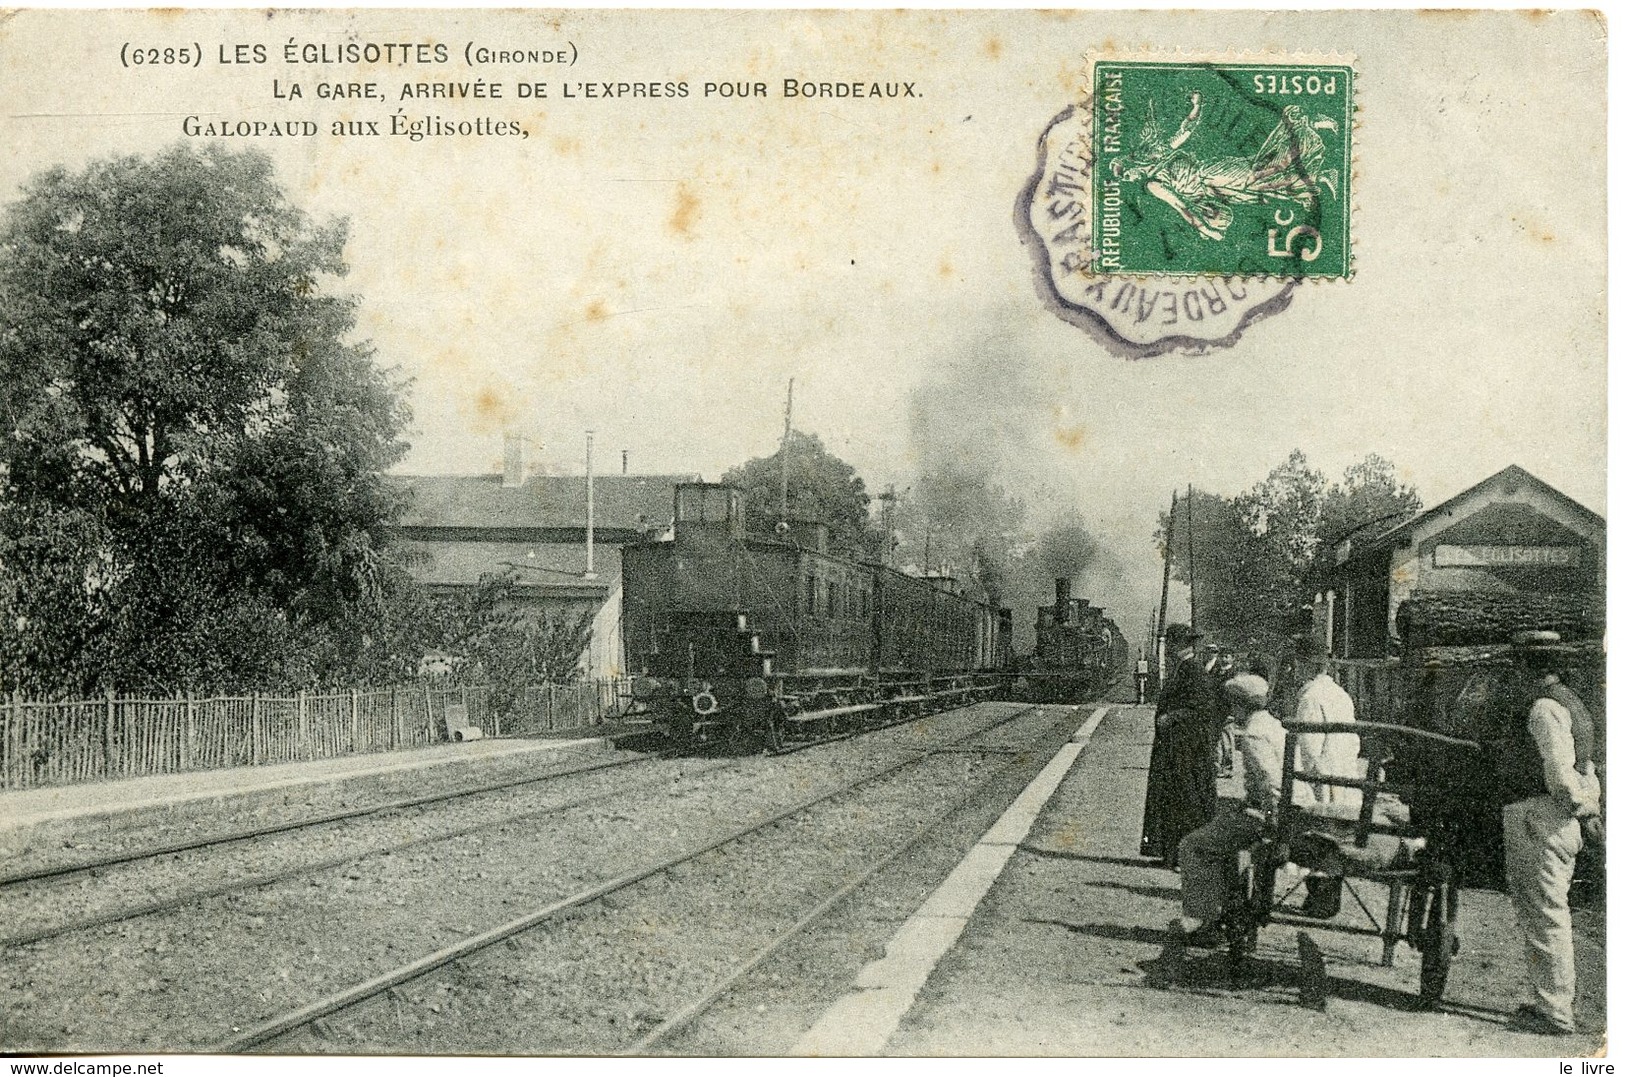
top-left (1155, 490), bottom-right (1176, 685)
top-left (584, 430), bottom-right (597, 579)
top-left (878, 484), bottom-right (898, 566)
top-left (778, 378), bottom-right (794, 526)
top-left (1186, 483), bottom-right (1197, 631)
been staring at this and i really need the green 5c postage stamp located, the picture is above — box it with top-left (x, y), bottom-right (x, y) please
top-left (1093, 59), bottom-right (1353, 278)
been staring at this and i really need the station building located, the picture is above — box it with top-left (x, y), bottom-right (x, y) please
top-left (1324, 465), bottom-right (1605, 658)
top-left (387, 437), bottom-right (697, 679)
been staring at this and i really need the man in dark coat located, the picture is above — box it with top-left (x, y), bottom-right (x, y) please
top-left (1141, 622), bottom-right (1220, 867)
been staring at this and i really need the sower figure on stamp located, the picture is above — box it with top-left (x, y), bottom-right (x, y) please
top-left (1497, 631), bottom-right (1603, 1036)
top-left (1112, 93), bottom-right (1341, 243)
top-left (1141, 623), bottom-right (1218, 868)
top-left (1173, 674), bottom-right (1284, 947)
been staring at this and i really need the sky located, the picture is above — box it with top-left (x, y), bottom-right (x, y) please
top-left (0, 8), bottom-right (1607, 630)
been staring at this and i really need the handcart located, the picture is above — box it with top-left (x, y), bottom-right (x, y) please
top-left (1231, 719), bottom-right (1483, 1008)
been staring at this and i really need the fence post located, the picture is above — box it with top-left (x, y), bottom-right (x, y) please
top-left (251, 691), bottom-right (262, 766)
top-left (5, 692), bottom-right (15, 790)
top-left (350, 688), bottom-right (360, 753)
top-left (183, 691), bottom-right (194, 771)
top-left (295, 689), bottom-right (307, 760)
top-left (103, 688), bottom-right (115, 778)
top-left (390, 686), bottom-right (400, 749)
top-left (425, 683), bottom-right (435, 743)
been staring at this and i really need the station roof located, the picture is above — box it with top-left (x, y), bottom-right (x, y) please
top-left (1335, 464), bottom-right (1605, 565)
top-left (389, 473), bottom-right (699, 532)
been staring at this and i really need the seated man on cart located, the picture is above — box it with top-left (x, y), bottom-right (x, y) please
top-left (1174, 673), bottom-right (1283, 946)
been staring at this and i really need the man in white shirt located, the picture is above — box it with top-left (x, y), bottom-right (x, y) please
top-left (1293, 634), bottom-right (1360, 806)
top-left (1175, 673), bottom-right (1284, 946)
top-left (1500, 631), bottom-right (1603, 1036)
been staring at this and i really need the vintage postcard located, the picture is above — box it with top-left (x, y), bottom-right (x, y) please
top-left (0, 8), bottom-right (1606, 1062)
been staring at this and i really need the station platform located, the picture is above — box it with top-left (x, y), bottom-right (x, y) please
top-left (800, 704), bottom-right (1607, 1057)
top-left (0, 733), bottom-right (613, 860)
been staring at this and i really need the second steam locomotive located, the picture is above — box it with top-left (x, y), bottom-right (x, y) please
top-left (1023, 577), bottom-right (1130, 702)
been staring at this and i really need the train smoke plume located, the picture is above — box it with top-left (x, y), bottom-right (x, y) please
top-left (898, 312), bottom-right (1149, 653)
top-left (1037, 521), bottom-right (1100, 582)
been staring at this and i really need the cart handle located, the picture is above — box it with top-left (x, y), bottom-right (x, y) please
top-left (1279, 720), bottom-right (1480, 750)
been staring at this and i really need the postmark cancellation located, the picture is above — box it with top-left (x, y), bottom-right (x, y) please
top-left (1023, 52), bottom-right (1355, 355)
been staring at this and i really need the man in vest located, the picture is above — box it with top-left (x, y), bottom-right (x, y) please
top-left (1501, 630), bottom-right (1603, 1036)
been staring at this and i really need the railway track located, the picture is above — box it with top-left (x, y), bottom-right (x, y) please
top-left (217, 702), bottom-right (1059, 1053)
top-left (626, 708), bottom-right (1093, 1054)
top-left (1, 749), bottom-right (660, 888)
top-left (4, 693), bottom-right (1029, 948)
top-left (1, 754), bottom-right (733, 949)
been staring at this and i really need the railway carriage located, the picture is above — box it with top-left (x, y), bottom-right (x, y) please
top-left (621, 482), bottom-right (1011, 749)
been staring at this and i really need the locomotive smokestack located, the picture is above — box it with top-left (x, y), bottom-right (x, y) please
top-left (1055, 577), bottom-right (1072, 623)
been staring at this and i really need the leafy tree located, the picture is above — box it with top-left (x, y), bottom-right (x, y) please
top-left (891, 464), bottom-right (1027, 602)
top-left (430, 571), bottom-right (595, 717)
top-left (1315, 454), bottom-right (1423, 561)
top-left (722, 430), bottom-right (875, 556)
top-left (1237, 450), bottom-right (1328, 634)
top-left (1159, 490), bottom-right (1263, 643)
top-left (0, 143), bottom-right (411, 694)
top-left (1157, 451), bottom-right (1417, 647)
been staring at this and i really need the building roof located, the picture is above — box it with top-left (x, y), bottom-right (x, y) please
top-left (1348, 465), bottom-right (1604, 557)
top-left (389, 473), bottom-right (699, 531)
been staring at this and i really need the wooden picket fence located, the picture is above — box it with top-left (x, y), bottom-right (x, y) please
top-left (0, 678), bottom-right (631, 791)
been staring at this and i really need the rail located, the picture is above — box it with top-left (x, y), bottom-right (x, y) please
top-left (214, 704), bottom-right (1045, 1052)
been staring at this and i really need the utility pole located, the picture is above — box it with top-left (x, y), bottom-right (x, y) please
top-left (1155, 490), bottom-right (1175, 685)
top-left (778, 378), bottom-right (794, 526)
top-left (878, 484), bottom-right (898, 566)
top-left (584, 430), bottom-right (597, 579)
top-left (1186, 483), bottom-right (1197, 631)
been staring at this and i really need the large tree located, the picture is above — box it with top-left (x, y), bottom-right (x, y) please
top-left (1159, 450), bottom-right (1420, 647)
top-left (1315, 454), bottom-right (1423, 560)
top-left (891, 463), bottom-right (1028, 603)
top-left (0, 144), bottom-right (411, 694)
top-left (721, 429), bottom-right (875, 557)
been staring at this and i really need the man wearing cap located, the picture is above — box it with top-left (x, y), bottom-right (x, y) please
top-left (1499, 631), bottom-right (1602, 1036)
top-left (1141, 623), bottom-right (1219, 867)
top-left (1175, 673), bottom-right (1284, 944)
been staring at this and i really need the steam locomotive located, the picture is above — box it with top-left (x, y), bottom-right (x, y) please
top-left (621, 483), bottom-right (1013, 749)
top-left (1021, 577), bottom-right (1131, 703)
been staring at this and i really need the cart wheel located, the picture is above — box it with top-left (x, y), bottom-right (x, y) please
top-left (1418, 874), bottom-right (1458, 1008)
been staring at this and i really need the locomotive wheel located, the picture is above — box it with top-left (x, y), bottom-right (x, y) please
top-left (1417, 871), bottom-right (1458, 1008)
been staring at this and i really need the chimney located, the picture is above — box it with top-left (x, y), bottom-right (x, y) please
top-left (621, 449), bottom-right (628, 475)
top-left (502, 433), bottom-right (525, 488)
top-left (1054, 578), bottom-right (1072, 624)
